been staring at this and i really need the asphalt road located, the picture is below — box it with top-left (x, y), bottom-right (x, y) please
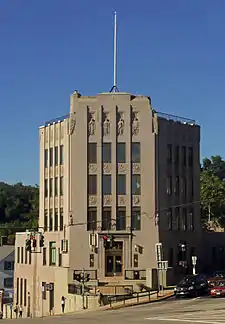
top-left (3, 296), bottom-right (225, 323)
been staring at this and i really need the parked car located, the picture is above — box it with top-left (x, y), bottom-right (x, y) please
top-left (210, 280), bottom-right (225, 297)
top-left (174, 274), bottom-right (209, 298)
top-left (208, 270), bottom-right (225, 287)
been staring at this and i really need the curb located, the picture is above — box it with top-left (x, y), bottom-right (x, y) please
top-left (105, 292), bottom-right (175, 310)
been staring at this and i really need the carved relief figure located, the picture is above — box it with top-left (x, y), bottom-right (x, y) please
top-left (69, 113), bottom-right (76, 135)
top-left (132, 112), bottom-right (140, 135)
top-left (117, 112), bottom-right (124, 135)
top-left (103, 112), bottom-right (110, 136)
top-left (88, 112), bottom-right (96, 136)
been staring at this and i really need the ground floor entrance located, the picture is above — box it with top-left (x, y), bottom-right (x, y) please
top-left (105, 242), bottom-right (123, 277)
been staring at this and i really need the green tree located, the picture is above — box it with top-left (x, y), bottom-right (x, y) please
top-left (202, 155), bottom-right (225, 179)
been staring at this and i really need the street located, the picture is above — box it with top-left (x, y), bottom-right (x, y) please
top-left (2, 296), bottom-right (225, 323)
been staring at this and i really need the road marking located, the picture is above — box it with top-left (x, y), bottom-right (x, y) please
top-left (145, 317), bottom-right (221, 324)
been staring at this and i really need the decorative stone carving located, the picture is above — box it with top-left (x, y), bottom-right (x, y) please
top-left (89, 163), bottom-right (97, 174)
top-left (69, 113), bottom-right (76, 135)
top-left (117, 112), bottom-right (125, 135)
top-left (88, 112), bottom-right (96, 136)
top-left (132, 195), bottom-right (140, 206)
top-left (118, 195), bottom-right (126, 205)
top-left (132, 163), bottom-right (141, 174)
top-left (69, 214), bottom-right (74, 226)
top-left (118, 163), bottom-right (127, 173)
top-left (103, 195), bottom-right (112, 206)
top-left (132, 112), bottom-right (140, 135)
top-left (103, 112), bottom-right (110, 136)
top-left (103, 163), bottom-right (111, 174)
top-left (89, 195), bottom-right (97, 206)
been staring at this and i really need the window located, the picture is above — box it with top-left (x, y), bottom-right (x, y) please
top-left (87, 208), bottom-right (97, 231)
top-left (181, 208), bottom-right (187, 231)
top-left (90, 254), bottom-right (94, 268)
top-left (50, 147), bottom-right (53, 167)
top-left (167, 144), bottom-right (172, 163)
top-left (175, 207), bottom-right (180, 230)
top-left (25, 249), bottom-right (27, 264)
top-left (17, 247), bottom-right (20, 263)
top-left (55, 177), bottom-right (58, 196)
top-left (44, 149), bottom-right (48, 168)
top-left (44, 210), bottom-right (48, 232)
top-left (182, 146), bottom-right (186, 166)
top-left (55, 146), bottom-right (58, 165)
top-left (21, 247), bottom-right (24, 264)
top-left (58, 248), bottom-right (62, 267)
top-left (102, 208), bottom-right (111, 231)
top-left (20, 278), bottom-right (23, 305)
top-left (4, 277), bottom-right (13, 289)
top-left (102, 143), bottom-right (111, 163)
top-left (181, 177), bottom-right (187, 197)
top-left (132, 175), bottom-right (141, 195)
top-left (131, 143), bottom-right (140, 163)
top-left (188, 208), bottom-right (194, 231)
top-left (54, 209), bottom-right (58, 231)
top-left (60, 177), bottom-right (64, 196)
top-left (60, 145), bottom-right (64, 165)
top-left (60, 208), bottom-right (63, 231)
top-left (132, 207), bottom-right (141, 230)
top-left (117, 143), bottom-right (126, 163)
top-left (43, 247), bottom-right (47, 266)
top-left (88, 143), bottom-right (97, 163)
top-left (24, 279), bottom-right (27, 307)
top-left (175, 176), bottom-right (180, 196)
top-left (44, 179), bottom-right (48, 198)
top-left (50, 178), bottom-right (53, 197)
top-left (166, 176), bottom-right (172, 195)
top-left (88, 175), bottom-right (97, 195)
top-left (103, 175), bottom-right (111, 195)
top-left (168, 248), bottom-right (173, 267)
top-left (4, 261), bottom-right (14, 271)
top-left (49, 209), bottom-right (53, 231)
top-left (175, 145), bottom-right (179, 164)
top-left (188, 147), bottom-right (193, 167)
top-left (116, 208), bottom-right (126, 230)
top-left (134, 254), bottom-right (138, 268)
top-left (28, 251), bottom-right (31, 264)
top-left (190, 177), bottom-right (194, 197)
top-left (117, 174), bottom-right (126, 195)
top-left (16, 278), bottom-right (19, 304)
top-left (167, 208), bottom-right (172, 231)
top-left (42, 282), bottom-right (47, 300)
top-left (49, 242), bottom-right (56, 266)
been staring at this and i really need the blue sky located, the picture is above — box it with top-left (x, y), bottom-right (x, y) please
top-left (0, 0), bottom-right (225, 185)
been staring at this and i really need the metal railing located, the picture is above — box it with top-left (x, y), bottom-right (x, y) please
top-left (125, 269), bottom-right (146, 280)
top-left (107, 290), bottom-right (156, 307)
top-left (156, 111), bottom-right (195, 125)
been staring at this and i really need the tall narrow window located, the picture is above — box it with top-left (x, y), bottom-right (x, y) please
top-left (131, 143), bottom-right (140, 163)
top-left (50, 178), bottom-right (53, 197)
top-left (188, 147), bottom-right (193, 167)
top-left (117, 143), bottom-right (126, 163)
top-left (88, 143), bottom-right (97, 163)
top-left (43, 248), bottom-right (47, 266)
top-left (175, 176), bottom-right (180, 196)
top-left (55, 177), bottom-right (58, 196)
top-left (167, 208), bottom-right (172, 231)
top-left (102, 143), bottom-right (111, 163)
top-left (44, 210), bottom-right (48, 231)
top-left (49, 242), bottom-right (56, 266)
top-left (174, 145), bottom-right (179, 164)
top-left (16, 278), bottom-right (19, 304)
top-left (44, 149), bottom-right (48, 168)
top-left (25, 249), bottom-right (27, 264)
top-left (60, 208), bottom-right (63, 231)
top-left (116, 208), bottom-right (126, 230)
top-left (103, 175), bottom-right (111, 195)
top-left (88, 175), bottom-right (97, 195)
top-left (175, 207), bottom-right (180, 231)
top-left (24, 279), bottom-right (27, 307)
top-left (131, 207), bottom-right (141, 231)
top-left (60, 177), bottom-right (64, 196)
top-left (54, 146), bottom-right (58, 165)
top-left (54, 209), bottom-right (58, 231)
top-left (188, 207), bottom-right (194, 231)
top-left (181, 208), bottom-right (187, 231)
top-left (60, 145), bottom-right (64, 165)
top-left (58, 248), bottom-right (62, 267)
top-left (17, 247), bottom-right (20, 263)
top-left (89, 254), bottom-right (94, 268)
top-left (182, 146), bottom-right (186, 166)
top-left (87, 208), bottom-right (97, 231)
top-left (181, 177), bottom-right (187, 197)
top-left (50, 148), bottom-right (53, 167)
top-left (21, 247), bottom-right (24, 264)
top-left (117, 174), bottom-right (126, 195)
top-left (102, 208), bottom-right (111, 231)
top-left (166, 176), bottom-right (172, 195)
top-left (49, 209), bottom-right (53, 231)
top-left (44, 179), bottom-right (48, 198)
top-left (20, 278), bottom-right (23, 306)
top-left (28, 251), bottom-right (31, 264)
top-left (167, 144), bottom-right (172, 163)
top-left (132, 175), bottom-right (141, 195)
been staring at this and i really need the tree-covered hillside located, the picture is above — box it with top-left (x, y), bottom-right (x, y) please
top-left (0, 182), bottom-right (39, 243)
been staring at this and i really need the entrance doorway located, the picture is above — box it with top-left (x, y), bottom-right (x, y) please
top-left (105, 242), bottom-right (123, 277)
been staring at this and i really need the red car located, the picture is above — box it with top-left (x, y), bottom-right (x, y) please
top-left (210, 280), bottom-right (225, 297)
